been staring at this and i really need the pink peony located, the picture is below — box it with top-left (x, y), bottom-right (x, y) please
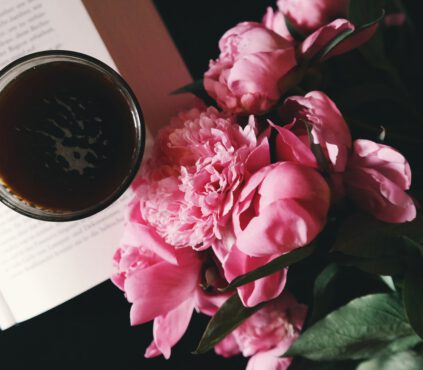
top-left (112, 202), bottom-right (203, 359)
top-left (138, 107), bottom-right (268, 250)
top-left (204, 22), bottom-right (296, 114)
top-left (215, 292), bottom-right (308, 370)
top-left (232, 162), bottom-right (330, 257)
top-left (344, 139), bottom-right (416, 223)
top-left (112, 201), bottom-right (232, 359)
top-left (274, 91), bottom-right (352, 173)
top-left (277, 0), bottom-right (349, 34)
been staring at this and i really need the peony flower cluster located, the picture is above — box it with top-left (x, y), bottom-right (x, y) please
top-left (205, 0), bottom-right (378, 115)
top-left (112, 1), bottom-right (416, 370)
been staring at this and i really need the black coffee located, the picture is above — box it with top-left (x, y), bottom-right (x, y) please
top-left (0, 61), bottom-right (136, 212)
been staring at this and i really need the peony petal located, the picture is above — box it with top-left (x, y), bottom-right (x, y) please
top-left (353, 139), bottom-right (412, 190)
top-left (236, 26), bottom-right (292, 55)
top-left (346, 139), bottom-right (416, 223)
top-left (277, 0), bottom-right (349, 34)
top-left (278, 91), bottom-right (352, 172)
top-left (345, 167), bottom-right (416, 223)
top-left (270, 122), bottom-right (317, 168)
top-left (323, 21), bottom-right (378, 60)
top-left (262, 7), bottom-right (293, 41)
top-left (228, 49), bottom-right (296, 99)
top-left (126, 260), bottom-right (199, 325)
top-left (149, 298), bottom-right (195, 359)
top-left (144, 341), bottom-right (161, 359)
top-left (246, 348), bottom-right (293, 370)
top-left (258, 162), bottom-right (328, 208)
top-left (246, 136), bottom-right (271, 175)
top-left (236, 199), bottom-right (325, 257)
top-left (223, 245), bottom-right (287, 307)
top-left (300, 19), bottom-right (354, 60)
top-left (123, 202), bottom-right (178, 264)
top-left (215, 332), bottom-right (241, 358)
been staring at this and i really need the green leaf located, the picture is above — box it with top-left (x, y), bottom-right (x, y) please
top-left (403, 269), bottom-right (423, 339)
top-left (288, 358), bottom-right (358, 370)
top-left (220, 243), bottom-right (316, 292)
top-left (171, 79), bottom-right (204, 95)
top-left (381, 335), bottom-right (422, 356)
top-left (357, 351), bottom-right (423, 370)
top-left (308, 264), bottom-right (340, 324)
top-left (171, 79), bottom-right (216, 106)
top-left (285, 293), bottom-right (415, 361)
top-left (194, 294), bottom-right (264, 354)
top-left (333, 213), bottom-right (423, 259)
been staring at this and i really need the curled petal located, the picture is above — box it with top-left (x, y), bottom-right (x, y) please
top-left (345, 139), bottom-right (416, 223)
top-left (145, 298), bottom-right (195, 359)
top-left (300, 19), bottom-right (378, 61)
top-left (223, 245), bottom-right (287, 307)
top-left (246, 347), bottom-right (293, 370)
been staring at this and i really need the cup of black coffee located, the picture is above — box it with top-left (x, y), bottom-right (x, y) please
top-left (0, 50), bottom-right (145, 221)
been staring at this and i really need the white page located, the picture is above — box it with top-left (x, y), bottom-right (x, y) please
top-left (0, 0), bottom-right (190, 329)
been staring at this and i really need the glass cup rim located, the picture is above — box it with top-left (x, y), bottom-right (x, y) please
top-left (0, 50), bottom-right (145, 222)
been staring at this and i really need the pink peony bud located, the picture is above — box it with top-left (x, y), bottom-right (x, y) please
top-left (344, 139), bottom-right (416, 223)
top-left (232, 162), bottom-right (330, 257)
top-left (204, 22), bottom-right (296, 114)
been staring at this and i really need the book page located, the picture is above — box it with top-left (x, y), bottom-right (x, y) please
top-left (0, 0), bottom-right (192, 329)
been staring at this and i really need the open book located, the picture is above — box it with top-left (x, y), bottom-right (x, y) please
top-left (0, 0), bottom-right (192, 329)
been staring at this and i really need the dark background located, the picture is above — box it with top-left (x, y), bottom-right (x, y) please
top-left (1, 1), bottom-right (421, 370)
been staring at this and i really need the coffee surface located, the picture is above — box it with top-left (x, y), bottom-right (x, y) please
top-left (0, 61), bottom-right (136, 211)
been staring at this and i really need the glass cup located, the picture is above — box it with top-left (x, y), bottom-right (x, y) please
top-left (0, 50), bottom-right (145, 221)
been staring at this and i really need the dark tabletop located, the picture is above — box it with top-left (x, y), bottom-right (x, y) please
top-left (1, 1), bottom-right (421, 370)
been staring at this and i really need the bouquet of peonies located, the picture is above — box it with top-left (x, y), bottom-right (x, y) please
top-left (112, 1), bottom-right (423, 369)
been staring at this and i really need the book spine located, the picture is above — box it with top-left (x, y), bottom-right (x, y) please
top-left (0, 290), bottom-right (15, 330)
